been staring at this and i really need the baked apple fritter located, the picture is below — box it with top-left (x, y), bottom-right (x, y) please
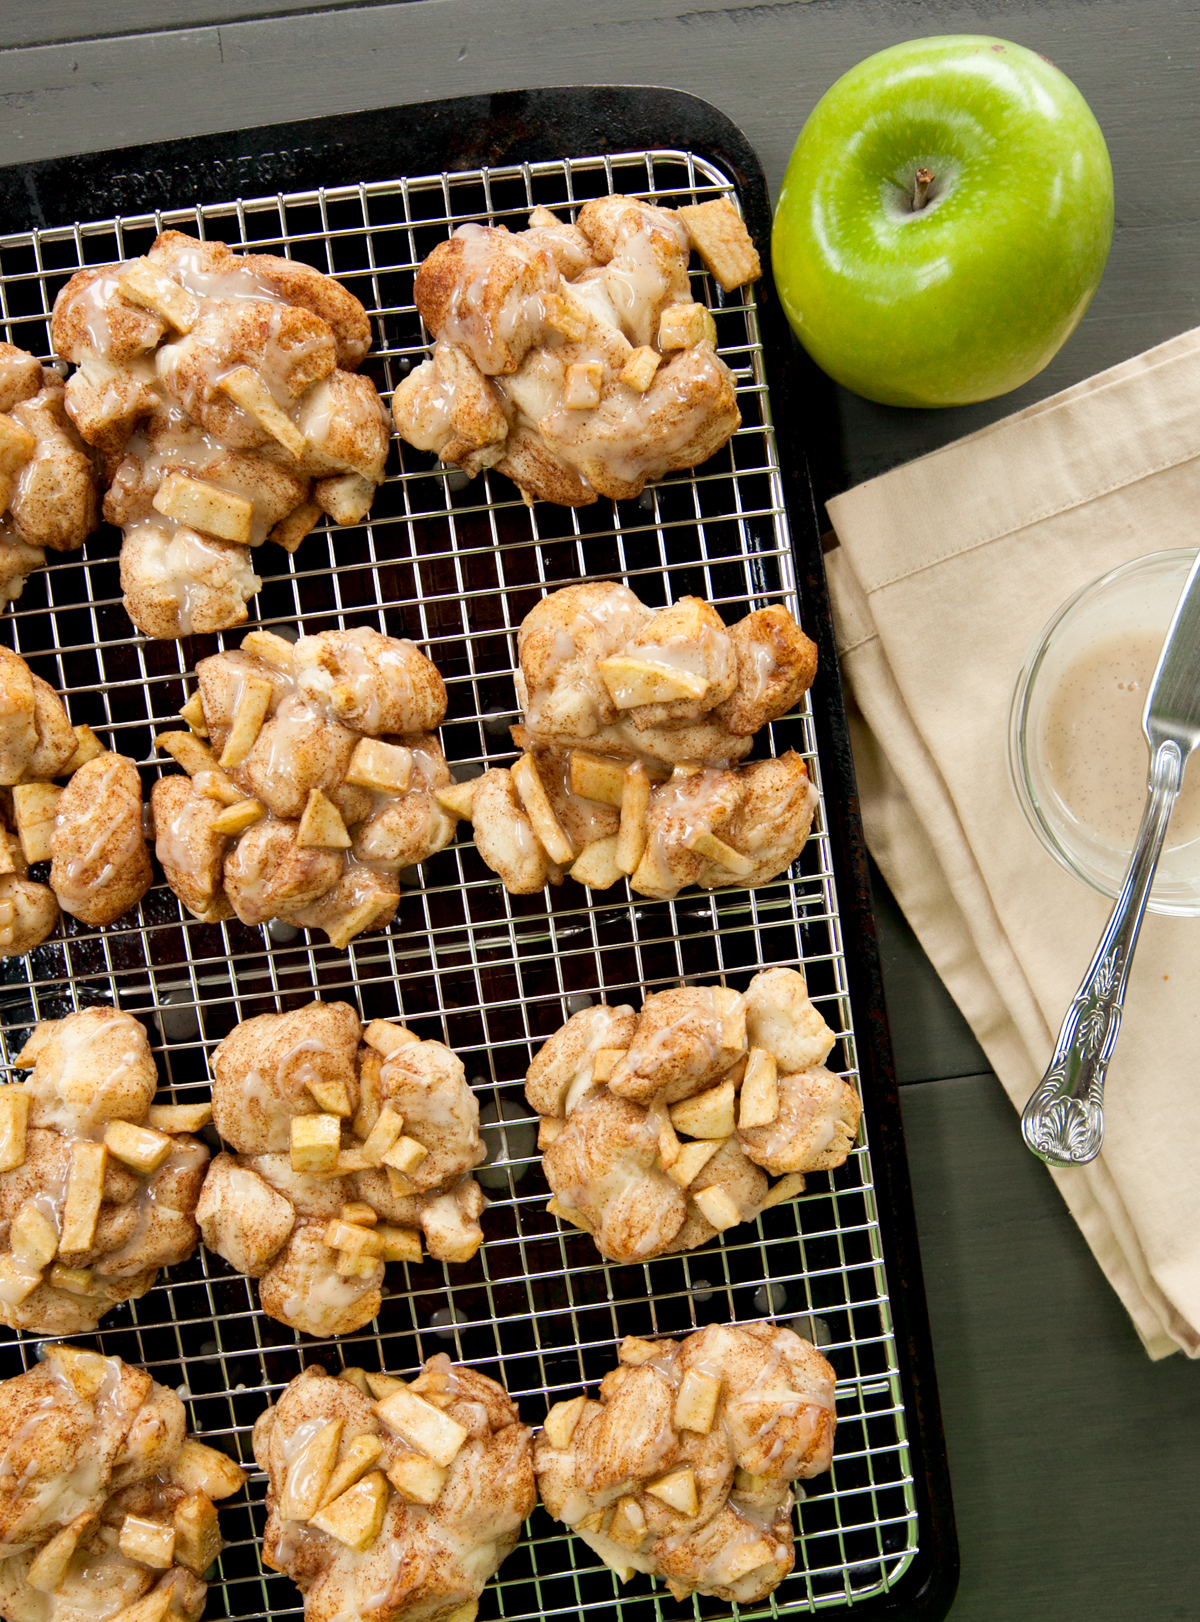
top-left (0, 1343), bottom-right (245, 1622)
top-left (51, 232), bottom-right (390, 639)
top-left (534, 1320), bottom-right (835, 1603)
top-left (152, 625), bottom-right (453, 948)
top-left (436, 581), bottom-right (819, 899)
top-left (196, 1002), bottom-right (487, 1337)
top-left (527, 970), bottom-right (859, 1263)
top-left (254, 1359), bottom-right (533, 1622)
top-left (0, 648), bottom-right (152, 952)
top-left (0, 342), bottom-right (101, 606)
top-left (393, 194), bottom-right (759, 505)
top-left (0, 1006), bottom-right (210, 1334)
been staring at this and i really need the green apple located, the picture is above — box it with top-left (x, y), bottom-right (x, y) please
top-left (772, 35), bottom-right (1114, 407)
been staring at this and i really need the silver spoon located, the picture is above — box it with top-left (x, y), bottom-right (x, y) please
top-left (1022, 549), bottom-right (1200, 1167)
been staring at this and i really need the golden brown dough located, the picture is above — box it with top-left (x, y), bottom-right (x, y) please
top-left (534, 1321), bottom-right (834, 1603)
top-left (198, 1002), bottom-right (487, 1335)
top-left (528, 970), bottom-right (855, 1263)
top-left (254, 1360), bottom-right (533, 1622)
top-left (51, 754), bottom-right (153, 927)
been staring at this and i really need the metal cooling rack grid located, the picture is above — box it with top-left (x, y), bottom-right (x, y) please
top-left (0, 148), bottom-right (917, 1617)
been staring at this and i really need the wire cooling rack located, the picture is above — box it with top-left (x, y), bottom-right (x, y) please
top-left (0, 147), bottom-right (917, 1619)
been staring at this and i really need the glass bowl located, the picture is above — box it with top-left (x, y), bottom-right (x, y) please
top-left (1008, 548), bottom-right (1200, 917)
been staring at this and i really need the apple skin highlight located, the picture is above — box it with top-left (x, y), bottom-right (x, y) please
top-left (772, 35), bottom-right (1114, 408)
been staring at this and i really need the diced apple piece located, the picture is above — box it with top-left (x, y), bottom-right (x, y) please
top-left (598, 656), bottom-right (708, 709)
top-left (146, 1102), bottom-right (212, 1133)
top-left (542, 291), bottom-right (588, 342)
top-left (373, 1385), bottom-right (469, 1467)
top-left (363, 1019), bottom-right (417, 1057)
top-left (172, 1491), bottom-right (222, 1577)
top-left (358, 1104), bottom-right (404, 1166)
top-left (656, 1111), bottom-right (681, 1169)
top-left (658, 301), bottom-right (718, 351)
top-left (220, 366), bottom-right (306, 459)
top-left (376, 1225), bottom-right (422, 1264)
top-left (433, 780), bottom-right (477, 820)
top-left (338, 1367), bottom-right (371, 1394)
top-left (118, 260), bottom-right (198, 331)
top-left (646, 1465), bottom-right (699, 1516)
top-left (678, 197), bottom-right (762, 293)
top-left (340, 1201), bottom-right (377, 1228)
top-left (156, 730), bottom-right (223, 779)
top-left (692, 1184), bottom-right (742, 1232)
top-left (618, 1336), bottom-right (659, 1366)
top-left (272, 501), bottom-right (322, 553)
top-left (306, 1074), bottom-right (352, 1117)
top-left (211, 798), bottom-right (264, 836)
top-left (319, 1434), bottom-right (385, 1509)
top-left (323, 1219), bottom-right (384, 1257)
top-left (738, 1048), bottom-right (779, 1129)
top-left (0, 1255), bottom-right (40, 1305)
top-left (563, 360), bottom-right (603, 410)
top-left (512, 752), bottom-right (574, 866)
top-left (48, 1263), bottom-right (94, 1295)
top-left (620, 346), bottom-right (661, 392)
top-left (365, 1372), bottom-right (405, 1401)
top-left (537, 1118), bottom-right (564, 1149)
top-left (178, 693), bottom-right (209, 736)
top-left (103, 1120), bottom-right (174, 1176)
top-left (218, 677), bottom-right (274, 769)
top-left (385, 1166), bottom-right (414, 1198)
top-left (666, 1138), bottom-right (723, 1188)
top-left (381, 1134), bottom-right (428, 1176)
top-left (542, 1394), bottom-right (587, 1450)
top-left (576, 1509), bottom-right (605, 1534)
top-left (684, 826), bottom-right (754, 877)
top-left (336, 1251), bottom-right (378, 1277)
top-left (297, 787), bottom-right (352, 850)
top-left (10, 1203), bottom-right (58, 1271)
top-left (59, 724), bottom-right (107, 775)
top-left (169, 1438), bottom-right (247, 1500)
top-left (327, 896), bottom-right (395, 950)
top-left (45, 1343), bottom-right (110, 1398)
top-left (568, 750), bottom-right (626, 807)
top-left (345, 739), bottom-right (413, 794)
top-left (27, 1511), bottom-right (92, 1592)
top-left (59, 1141), bottom-right (107, 1252)
top-left (674, 1368), bottom-right (721, 1434)
top-left (760, 1171), bottom-right (806, 1210)
top-left (279, 1416), bottom-right (343, 1521)
top-left (290, 1113), bottom-right (341, 1174)
top-left (153, 471), bottom-right (253, 546)
top-left (0, 834), bottom-right (17, 875)
top-left (308, 1470), bottom-right (389, 1551)
top-left (386, 1450), bottom-right (448, 1506)
top-left (0, 1088), bottom-right (29, 1171)
top-left (119, 1514), bottom-right (175, 1569)
top-left (12, 783), bottom-right (62, 864)
top-left (353, 1050), bottom-right (382, 1140)
top-left (569, 835), bottom-right (622, 889)
top-left (607, 1495), bottom-right (647, 1551)
top-left (241, 630), bottom-right (296, 671)
top-left (615, 762), bottom-right (650, 874)
top-left (669, 1078), bottom-right (735, 1140)
top-left (591, 1048), bottom-right (625, 1083)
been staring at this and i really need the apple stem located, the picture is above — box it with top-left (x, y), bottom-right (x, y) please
top-left (912, 168), bottom-right (935, 211)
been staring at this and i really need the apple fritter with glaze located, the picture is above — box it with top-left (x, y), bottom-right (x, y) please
top-left (0, 342), bottom-right (101, 605)
top-left (51, 231), bottom-right (390, 639)
top-left (196, 1001), bottom-right (487, 1337)
top-left (392, 194), bottom-right (760, 505)
top-left (151, 625), bottom-right (453, 948)
top-left (526, 970), bottom-right (859, 1263)
top-left (0, 1006), bottom-right (210, 1334)
top-left (436, 581), bottom-right (819, 898)
top-left (0, 647), bottom-right (152, 953)
top-left (0, 1342), bottom-right (245, 1622)
top-left (254, 1359), bottom-right (534, 1622)
top-left (534, 1320), bottom-right (835, 1604)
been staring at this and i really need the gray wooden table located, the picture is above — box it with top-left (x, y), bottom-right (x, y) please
top-left (4, 2), bottom-right (1198, 1615)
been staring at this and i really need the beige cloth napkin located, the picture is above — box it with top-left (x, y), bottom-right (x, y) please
top-left (824, 328), bottom-right (1200, 1360)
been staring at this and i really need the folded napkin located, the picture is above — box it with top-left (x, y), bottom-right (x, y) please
top-left (825, 328), bottom-right (1200, 1359)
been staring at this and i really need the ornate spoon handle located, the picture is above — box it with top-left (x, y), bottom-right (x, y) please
top-left (1021, 739), bottom-right (1183, 1167)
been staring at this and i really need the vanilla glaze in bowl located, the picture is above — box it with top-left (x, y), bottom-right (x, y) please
top-left (1009, 548), bottom-right (1200, 916)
